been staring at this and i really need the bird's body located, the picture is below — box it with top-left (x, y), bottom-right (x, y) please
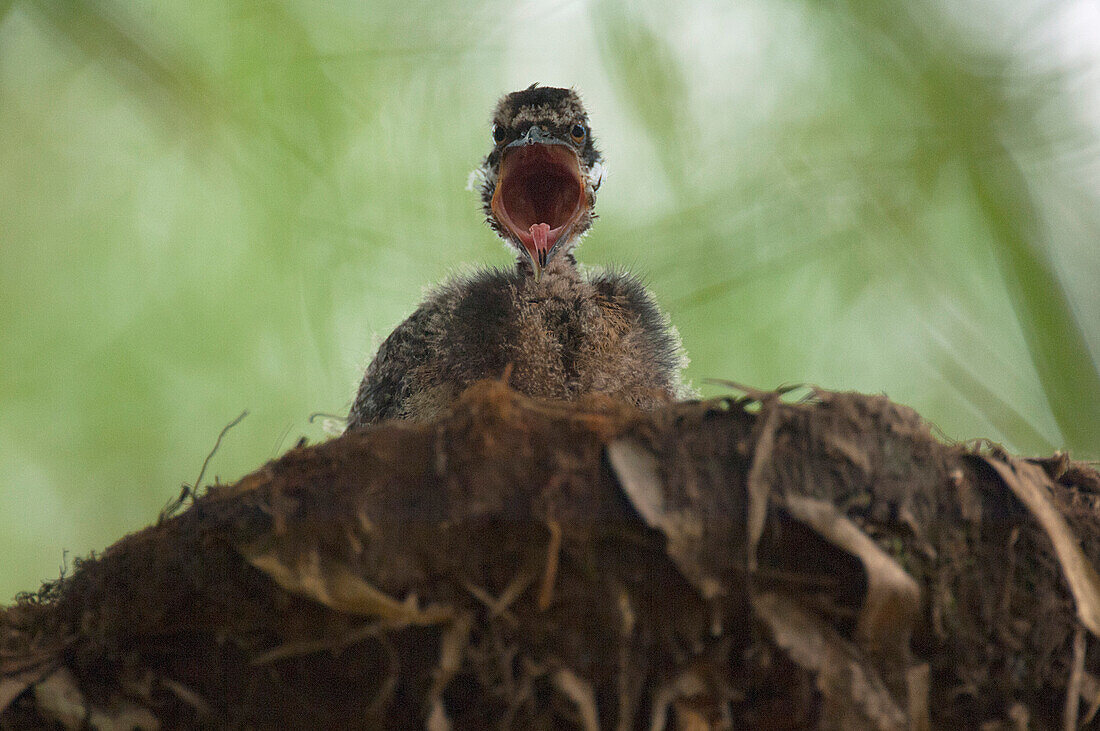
top-left (347, 86), bottom-right (688, 429)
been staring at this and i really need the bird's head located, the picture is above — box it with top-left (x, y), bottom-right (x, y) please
top-left (472, 85), bottom-right (603, 281)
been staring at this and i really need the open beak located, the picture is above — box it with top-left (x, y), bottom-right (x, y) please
top-left (490, 129), bottom-right (587, 281)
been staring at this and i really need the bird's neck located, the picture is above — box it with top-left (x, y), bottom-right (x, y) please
top-left (516, 251), bottom-right (581, 282)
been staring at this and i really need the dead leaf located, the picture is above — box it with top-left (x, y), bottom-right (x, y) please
top-left (240, 536), bottom-right (452, 624)
top-left (34, 667), bottom-right (160, 730)
top-left (783, 495), bottom-right (920, 663)
top-left (0, 665), bottom-right (51, 715)
top-left (421, 613), bottom-right (472, 731)
top-left (648, 669), bottom-right (708, 731)
top-left (32, 667), bottom-right (86, 730)
top-left (753, 591), bottom-right (906, 730)
top-left (906, 663), bottom-right (930, 731)
top-left (606, 437), bottom-right (665, 529)
top-left (980, 456), bottom-right (1100, 637)
top-left (606, 437), bottom-right (722, 599)
top-left (553, 668), bottom-right (600, 731)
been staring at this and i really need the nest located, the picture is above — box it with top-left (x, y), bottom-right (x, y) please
top-left (3, 380), bottom-right (1100, 729)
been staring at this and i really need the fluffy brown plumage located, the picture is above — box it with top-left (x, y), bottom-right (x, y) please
top-left (347, 86), bottom-right (688, 428)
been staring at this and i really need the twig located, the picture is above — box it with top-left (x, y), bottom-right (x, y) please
top-left (160, 411), bottom-right (248, 522)
top-left (251, 620), bottom-right (383, 665)
top-left (193, 411), bottom-right (249, 493)
top-left (746, 397), bottom-right (781, 572)
top-left (1066, 626), bottom-right (1086, 731)
top-left (538, 520), bottom-right (563, 611)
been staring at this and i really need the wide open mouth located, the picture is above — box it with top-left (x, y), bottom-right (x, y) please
top-left (490, 143), bottom-right (586, 274)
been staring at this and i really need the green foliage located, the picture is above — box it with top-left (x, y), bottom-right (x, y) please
top-left (1, 0), bottom-right (1097, 598)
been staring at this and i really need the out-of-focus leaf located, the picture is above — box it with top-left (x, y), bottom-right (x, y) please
top-left (833, 0), bottom-right (1100, 455)
top-left (968, 159), bottom-right (1100, 455)
top-left (928, 338), bottom-right (1056, 453)
top-left (26, 0), bottom-right (213, 132)
top-left (591, 0), bottom-right (692, 185)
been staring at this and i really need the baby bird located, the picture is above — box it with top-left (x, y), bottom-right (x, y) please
top-left (347, 85), bottom-right (688, 428)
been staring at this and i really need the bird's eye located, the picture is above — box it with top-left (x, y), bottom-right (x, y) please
top-left (570, 124), bottom-right (587, 144)
top-left (492, 125), bottom-right (506, 143)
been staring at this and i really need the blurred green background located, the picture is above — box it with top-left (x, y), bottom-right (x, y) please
top-left (2, 0), bottom-right (1098, 600)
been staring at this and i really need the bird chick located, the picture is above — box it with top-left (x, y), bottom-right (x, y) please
top-left (348, 85), bottom-right (689, 428)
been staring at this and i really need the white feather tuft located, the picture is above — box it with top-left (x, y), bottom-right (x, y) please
top-left (587, 161), bottom-right (606, 192)
top-left (465, 167), bottom-right (486, 192)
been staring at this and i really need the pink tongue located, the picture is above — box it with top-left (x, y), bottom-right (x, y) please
top-left (530, 222), bottom-right (551, 257)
